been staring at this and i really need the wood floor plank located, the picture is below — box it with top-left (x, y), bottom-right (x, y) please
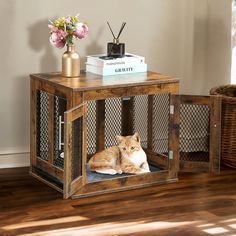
top-left (0, 167), bottom-right (236, 235)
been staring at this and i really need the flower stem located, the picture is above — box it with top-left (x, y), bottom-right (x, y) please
top-left (66, 34), bottom-right (73, 45)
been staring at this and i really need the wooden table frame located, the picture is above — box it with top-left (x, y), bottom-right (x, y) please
top-left (30, 71), bottom-right (220, 199)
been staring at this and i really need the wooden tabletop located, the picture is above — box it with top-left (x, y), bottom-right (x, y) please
top-left (30, 71), bottom-right (179, 92)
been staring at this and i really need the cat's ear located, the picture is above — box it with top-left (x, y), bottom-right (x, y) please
top-left (116, 135), bottom-right (123, 143)
top-left (133, 132), bottom-right (140, 142)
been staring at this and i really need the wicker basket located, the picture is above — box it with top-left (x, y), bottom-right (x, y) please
top-left (210, 85), bottom-right (236, 168)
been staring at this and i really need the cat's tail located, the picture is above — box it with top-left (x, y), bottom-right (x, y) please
top-left (88, 159), bottom-right (113, 171)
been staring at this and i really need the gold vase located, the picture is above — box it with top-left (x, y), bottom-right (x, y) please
top-left (62, 44), bottom-right (80, 77)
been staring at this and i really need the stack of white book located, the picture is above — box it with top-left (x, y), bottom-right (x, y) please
top-left (86, 53), bottom-right (147, 76)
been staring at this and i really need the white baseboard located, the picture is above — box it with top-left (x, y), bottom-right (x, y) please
top-left (0, 152), bottom-right (30, 169)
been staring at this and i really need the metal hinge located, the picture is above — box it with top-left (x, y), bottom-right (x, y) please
top-left (59, 116), bottom-right (64, 151)
top-left (170, 105), bottom-right (174, 114)
top-left (122, 96), bottom-right (131, 101)
top-left (169, 150), bottom-right (173, 160)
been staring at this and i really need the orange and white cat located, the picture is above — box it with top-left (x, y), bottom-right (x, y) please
top-left (88, 133), bottom-right (150, 175)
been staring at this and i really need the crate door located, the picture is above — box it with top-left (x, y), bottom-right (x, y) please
top-left (170, 94), bottom-right (221, 173)
top-left (63, 103), bottom-right (87, 199)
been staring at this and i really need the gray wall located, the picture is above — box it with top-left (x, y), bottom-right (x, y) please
top-left (0, 0), bottom-right (232, 167)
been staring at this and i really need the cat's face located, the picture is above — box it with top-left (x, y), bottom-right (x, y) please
top-left (116, 133), bottom-right (141, 158)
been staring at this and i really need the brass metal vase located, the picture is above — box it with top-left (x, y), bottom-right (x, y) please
top-left (62, 44), bottom-right (80, 77)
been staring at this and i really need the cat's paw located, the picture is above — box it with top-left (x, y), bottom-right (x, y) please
top-left (117, 169), bottom-right (122, 174)
top-left (108, 169), bottom-right (117, 175)
top-left (95, 169), bottom-right (117, 175)
top-left (139, 169), bottom-right (151, 173)
top-left (115, 166), bottom-right (122, 174)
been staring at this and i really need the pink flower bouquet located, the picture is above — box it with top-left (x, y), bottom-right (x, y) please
top-left (48, 14), bottom-right (88, 48)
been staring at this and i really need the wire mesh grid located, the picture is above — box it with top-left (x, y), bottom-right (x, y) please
top-left (37, 90), bottom-right (49, 161)
top-left (180, 104), bottom-right (210, 162)
top-left (105, 98), bottom-right (122, 148)
top-left (133, 95), bottom-right (148, 148)
top-left (71, 117), bottom-right (83, 180)
top-left (86, 100), bottom-right (97, 155)
top-left (152, 93), bottom-right (170, 155)
top-left (54, 96), bottom-right (66, 169)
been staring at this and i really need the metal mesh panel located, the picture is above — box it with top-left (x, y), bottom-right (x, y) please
top-left (105, 98), bottom-right (122, 148)
top-left (152, 93), bottom-right (170, 154)
top-left (37, 90), bottom-right (49, 160)
top-left (133, 95), bottom-right (148, 148)
top-left (71, 117), bottom-right (83, 180)
top-left (180, 104), bottom-right (210, 162)
top-left (54, 96), bottom-right (66, 169)
top-left (86, 100), bottom-right (96, 155)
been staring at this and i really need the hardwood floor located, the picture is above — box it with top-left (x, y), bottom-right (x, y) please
top-left (1, 167), bottom-right (236, 235)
